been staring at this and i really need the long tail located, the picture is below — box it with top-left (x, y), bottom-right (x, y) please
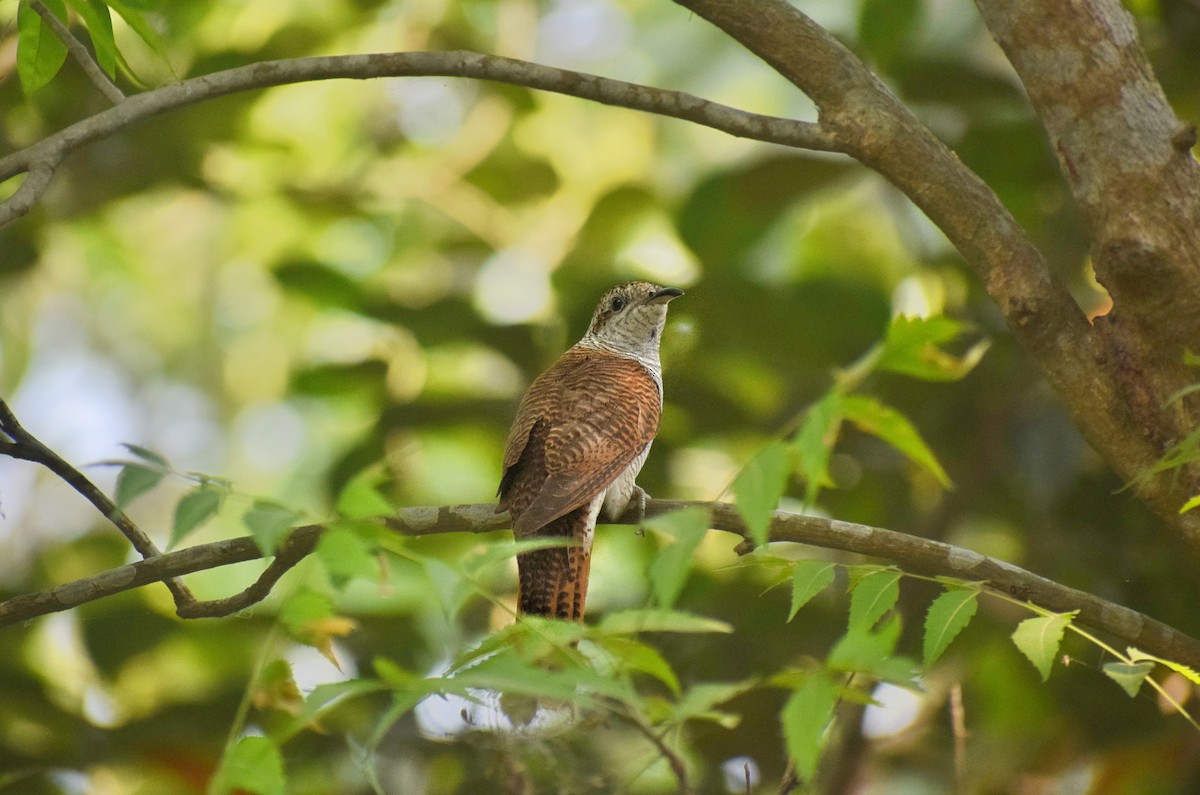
top-left (516, 511), bottom-right (592, 620)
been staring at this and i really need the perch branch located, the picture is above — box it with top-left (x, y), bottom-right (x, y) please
top-left (30, 1), bottom-right (125, 104)
top-left (2, 499), bottom-right (1199, 675)
top-left (0, 49), bottom-right (836, 227)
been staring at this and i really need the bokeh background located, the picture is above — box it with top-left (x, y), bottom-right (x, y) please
top-left (2, 0), bottom-right (1200, 792)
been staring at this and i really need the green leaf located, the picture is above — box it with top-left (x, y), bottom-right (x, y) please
top-left (847, 569), bottom-right (902, 632)
top-left (1011, 612), bottom-right (1076, 681)
top-left (63, 0), bottom-right (117, 76)
top-left (122, 443), bottom-right (170, 467)
top-left (115, 463), bottom-right (165, 507)
top-left (213, 736), bottom-right (285, 795)
top-left (316, 524), bottom-right (376, 589)
top-left (17, 0), bottom-right (69, 93)
top-left (794, 392), bottom-right (843, 505)
top-left (1102, 661), bottom-right (1155, 698)
top-left (106, 0), bottom-right (170, 62)
top-left (789, 560), bottom-right (837, 621)
top-left (243, 501), bottom-right (302, 555)
top-left (732, 441), bottom-right (791, 546)
top-left (170, 487), bottom-right (223, 547)
top-left (335, 465), bottom-right (394, 519)
top-left (1181, 495), bottom-right (1200, 515)
top-left (877, 315), bottom-right (989, 382)
top-left (1126, 647), bottom-right (1200, 685)
top-left (781, 674), bottom-right (839, 782)
top-left (596, 609), bottom-right (733, 636)
top-left (592, 636), bottom-right (681, 695)
top-left (671, 681), bottom-right (757, 728)
top-left (280, 589), bottom-right (336, 637)
top-left (646, 507), bottom-right (711, 609)
top-left (830, 615), bottom-right (913, 681)
top-left (841, 395), bottom-right (952, 488)
top-left (923, 587), bottom-right (979, 666)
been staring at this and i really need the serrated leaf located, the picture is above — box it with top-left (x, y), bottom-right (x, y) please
top-left (17, 0), bottom-right (69, 93)
top-left (213, 736), bottom-right (285, 795)
top-left (316, 525), bottom-right (376, 589)
top-left (646, 507), bottom-right (711, 609)
top-left (1011, 612), bottom-right (1076, 681)
top-left (794, 392), bottom-right (843, 505)
top-left (243, 501), bottom-right (302, 555)
top-left (782, 674), bottom-right (839, 782)
top-left (63, 0), bottom-right (117, 76)
top-left (672, 681), bottom-right (757, 727)
top-left (789, 560), bottom-right (837, 621)
top-left (115, 463), bottom-right (165, 507)
top-left (733, 441), bottom-right (791, 546)
top-left (1126, 647), bottom-right (1200, 685)
top-left (848, 569), bottom-right (901, 632)
top-left (923, 587), bottom-right (979, 665)
top-left (830, 614), bottom-right (910, 679)
top-left (170, 487), bottom-right (223, 547)
top-left (1103, 661), bottom-right (1155, 698)
top-left (841, 395), bottom-right (952, 488)
top-left (593, 636), bottom-right (681, 695)
top-left (877, 315), bottom-right (989, 382)
top-left (596, 609), bottom-right (733, 636)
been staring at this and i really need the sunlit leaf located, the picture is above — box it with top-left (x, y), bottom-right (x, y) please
top-left (841, 394), bottom-right (952, 488)
top-left (877, 315), bottom-right (989, 382)
top-left (793, 392), bottom-right (843, 505)
top-left (17, 0), bottom-right (69, 93)
top-left (923, 587), bottom-right (979, 665)
top-left (733, 442), bottom-right (790, 547)
top-left (335, 465), bottom-right (395, 519)
top-left (830, 615), bottom-right (915, 682)
top-left (847, 568), bottom-right (902, 633)
top-left (646, 507), bottom-right (711, 609)
top-left (316, 524), bottom-right (376, 589)
top-left (789, 560), bottom-right (837, 621)
top-left (171, 487), bottom-right (223, 547)
top-left (596, 609), bottom-right (733, 635)
top-left (782, 674), bottom-right (839, 782)
top-left (213, 736), bottom-right (285, 795)
top-left (1126, 647), bottom-right (1200, 685)
top-left (1011, 612), bottom-right (1077, 681)
top-left (1180, 495), bottom-right (1200, 515)
top-left (115, 463), bottom-right (165, 508)
top-left (106, 0), bottom-right (170, 61)
top-left (1103, 661), bottom-right (1155, 698)
top-left (243, 501), bottom-right (303, 555)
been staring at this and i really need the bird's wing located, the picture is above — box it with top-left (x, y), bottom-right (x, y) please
top-left (499, 348), bottom-right (661, 535)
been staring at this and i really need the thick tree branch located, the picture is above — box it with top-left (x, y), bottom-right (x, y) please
top-left (0, 50), bottom-right (836, 227)
top-left (3, 500), bottom-right (1199, 674)
top-left (974, 0), bottom-right (1200, 509)
top-left (672, 0), bottom-right (1200, 546)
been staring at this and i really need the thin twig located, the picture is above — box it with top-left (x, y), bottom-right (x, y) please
top-left (617, 708), bottom-right (693, 795)
top-left (29, 1), bottom-right (125, 104)
top-left (0, 398), bottom-right (196, 607)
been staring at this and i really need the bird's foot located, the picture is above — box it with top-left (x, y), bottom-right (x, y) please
top-left (631, 485), bottom-right (649, 536)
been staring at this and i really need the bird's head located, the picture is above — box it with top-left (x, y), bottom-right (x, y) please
top-left (583, 281), bottom-right (683, 356)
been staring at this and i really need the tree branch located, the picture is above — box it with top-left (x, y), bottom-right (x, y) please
top-left (3, 499), bottom-right (1199, 674)
top-left (671, 0), bottom-right (1200, 547)
top-left (29, 0), bottom-right (125, 104)
top-left (0, 50), bottom-right (836, 228)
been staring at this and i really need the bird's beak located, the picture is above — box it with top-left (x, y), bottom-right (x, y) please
top-left (645, 287), bottom-right (684, 305)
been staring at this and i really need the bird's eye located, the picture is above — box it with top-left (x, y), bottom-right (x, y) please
top-left (610, 296), bottom-right (626, 312)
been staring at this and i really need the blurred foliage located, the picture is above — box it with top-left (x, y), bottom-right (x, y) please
top-left (3, 0), bottom-right (1200, 793)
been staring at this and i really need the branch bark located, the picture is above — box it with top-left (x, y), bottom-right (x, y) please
top-left (3, 499), bottom-right (1198, 674)
top-left (0, 50), bottom-right (835, 227)
top-left (672, 0), bottom-right (1200, 546)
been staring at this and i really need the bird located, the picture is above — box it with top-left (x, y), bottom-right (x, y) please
top-left (497, 281), bottom-right (683, 620)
